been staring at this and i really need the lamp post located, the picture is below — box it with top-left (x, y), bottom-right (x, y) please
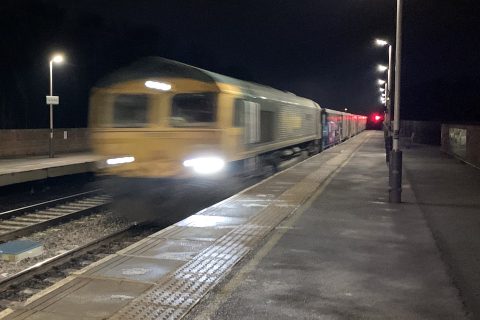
top-left (390, 0), bottom-right (403, 203)
top-left (48, 54), bottom-right (64, 158)
top-left (375, 38), bottom-right (393, 161)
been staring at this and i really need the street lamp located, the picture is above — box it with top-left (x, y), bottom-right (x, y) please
top-left (377, 79), bottom-right (386, 85)
top-left (48, 53), bottom-right (64, 158)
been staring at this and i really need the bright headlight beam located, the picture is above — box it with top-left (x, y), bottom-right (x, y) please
top-left (145, 81), bottom-right (171, 91)
top-left (183, 157), bottom-right (225, 174)
top-left (106, 156), bottom-right (135, 165)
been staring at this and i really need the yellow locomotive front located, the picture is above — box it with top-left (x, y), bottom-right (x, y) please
top-left (89, 67), bottom-right (238, 180)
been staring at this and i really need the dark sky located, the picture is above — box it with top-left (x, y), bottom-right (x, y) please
top-left (1, 0), bottom-right (479, 128)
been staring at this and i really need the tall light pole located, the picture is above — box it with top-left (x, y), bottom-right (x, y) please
top-left (48, 54), bottom-right (64, 158)
top-left (375, 38), bottom-right (393, 135)
top-left (390, 0), bottom-right (403, 203)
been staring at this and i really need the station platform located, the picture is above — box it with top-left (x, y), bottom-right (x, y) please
top-left (1, 130), bottom-right (477, 319)
top-left (0, 153), bottom-right (101, 187)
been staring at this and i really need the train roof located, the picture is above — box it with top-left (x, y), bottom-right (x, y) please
top-left (96, 57), bottom-right (318, 107)
top-left (324, 108), bottom-right (344, 115)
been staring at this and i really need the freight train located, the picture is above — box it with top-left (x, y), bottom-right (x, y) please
top-left (88, 57), bottom-right (367, 221)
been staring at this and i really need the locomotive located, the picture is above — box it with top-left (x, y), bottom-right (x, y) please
top-left (88, 57), bottom-right (366, 221)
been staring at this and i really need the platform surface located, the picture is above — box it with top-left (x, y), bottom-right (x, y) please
top-left (0, 153), bottom-right (101, 187)
top-left (2, 131), bottom-right (477, 319)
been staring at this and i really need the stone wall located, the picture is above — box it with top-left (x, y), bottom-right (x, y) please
top-left (0, 128), bottom-right (90, 158)
top-left (441, 124), bottom-right (480, 168)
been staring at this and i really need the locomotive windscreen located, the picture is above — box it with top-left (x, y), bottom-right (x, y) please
top-left (112, 94), bottom-right (149, 128)
top-left (171, 93), bottom-right (216, 126)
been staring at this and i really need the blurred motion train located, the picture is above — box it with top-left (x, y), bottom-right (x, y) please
top-left (88, 57), bottom-right (366, 220)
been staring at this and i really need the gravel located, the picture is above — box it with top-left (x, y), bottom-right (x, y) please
top-left (0, 211), bottom-right (130, 279)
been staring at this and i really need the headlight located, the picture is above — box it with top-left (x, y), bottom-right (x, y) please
top-left (106, 156), bottom-right (135, 165)
top-left (183, 157), bottom-right (225, 174)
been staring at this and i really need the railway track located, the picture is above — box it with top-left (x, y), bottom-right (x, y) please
top-left (0, 224), bottom-right (156, 309)
top-left (0, 190), bottom-right (110, 243)
top-left (0, 225), bottom-right (132, 292)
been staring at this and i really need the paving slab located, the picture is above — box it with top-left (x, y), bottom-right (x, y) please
top-left (119, 238), bottom-right (212, 261)
top-left (3, 278), bottom-right (150, 320)
top-left (80, 255), bottom-right (186, 283)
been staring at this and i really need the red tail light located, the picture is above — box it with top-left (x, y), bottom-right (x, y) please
top-left (371, 113), bottom-right (383, 123)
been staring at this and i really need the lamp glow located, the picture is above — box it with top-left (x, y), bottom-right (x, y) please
top-left (145, 81), bottom-right (171, 91)
top-left (377, 79), bottom-right (386, 85)
top-left (377, 64), bottom-right (388, 72)
top-left (52, 55), bottom-right (64, 64)
top-left (183, 157), bottom-right (225, 174)
top-left (379, 88), bottom-right (385, 92)
top-left (375, 39), bottom-right (388, 46)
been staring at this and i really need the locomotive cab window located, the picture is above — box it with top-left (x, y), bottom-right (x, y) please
top-left (112, 94), bottom-right (149, 128)
top-left (171, 93), bottom-right (216, 127)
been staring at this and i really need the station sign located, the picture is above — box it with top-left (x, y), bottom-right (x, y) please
top-left (46, 95), bottom-right (59, 105)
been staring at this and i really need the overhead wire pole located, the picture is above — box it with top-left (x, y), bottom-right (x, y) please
top-left (389, 0), bottom-right (403, 203)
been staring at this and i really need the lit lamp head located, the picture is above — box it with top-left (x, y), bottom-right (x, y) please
top-left (375, 39), bottom-right (389, 47)
top-left (51, 54), bottom-right (64, 64)
top-left (377, 79), bottom-right (386, 86)
top-left (377, 64), bottom-right (388, 72)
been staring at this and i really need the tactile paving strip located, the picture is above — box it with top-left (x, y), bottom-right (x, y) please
top-left (109, 135), bottom-right (369, 320)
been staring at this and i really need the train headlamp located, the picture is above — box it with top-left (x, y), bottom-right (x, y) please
top-left (183, 156), bottom-right (225, 174)
top-left (106, 156), bottom-right (135, 165)
top-left (145, 81), bottom-right (171, 91)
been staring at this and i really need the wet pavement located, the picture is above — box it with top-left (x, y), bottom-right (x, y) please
top-left (186, 133), bottom-right (469, 320)
top-left (403, 143), bottom-right (480, 319)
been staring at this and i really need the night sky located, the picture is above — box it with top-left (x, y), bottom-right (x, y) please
top-left (1, 0), bottom-right (479, 129)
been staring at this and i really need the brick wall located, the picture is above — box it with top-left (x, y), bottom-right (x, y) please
top-left (0, 128), bottom-right (90, 158)
top-left (441, 124), bottom-right (480, 168)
